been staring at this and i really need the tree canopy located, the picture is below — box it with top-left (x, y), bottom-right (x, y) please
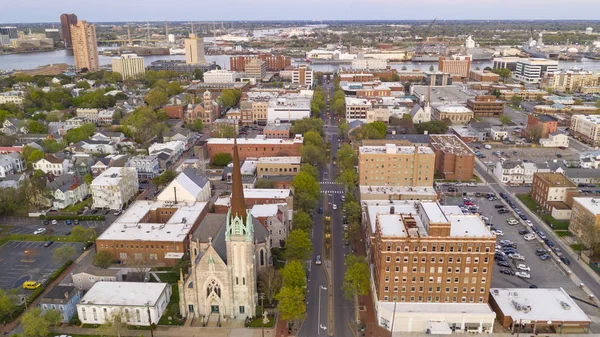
top-left (218, 89), bottom-right (242, 108)
top-left (213, 152), bottom-right (233, 166)
top-left (284, 229), bottom-right (313, 261)
top-left (414, 120), bottom-right (449, 135)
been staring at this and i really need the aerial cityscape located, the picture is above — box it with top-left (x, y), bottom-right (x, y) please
top-left (1, 5), bottom-right (600, 337)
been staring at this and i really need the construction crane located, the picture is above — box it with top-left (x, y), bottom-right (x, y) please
top-left (416, 18), bottom-right (438, 54)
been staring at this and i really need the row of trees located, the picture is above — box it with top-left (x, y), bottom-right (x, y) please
top-left (310, 86), bottom-right (326, 117)
top-left (218, 89), bottom-right (242, 109)
top-left (331, 80), bottom-right (346, 117)
top-left (122, 106), bottom-right (169, 146)
top-left (335, 144), bottom-right (357, 190)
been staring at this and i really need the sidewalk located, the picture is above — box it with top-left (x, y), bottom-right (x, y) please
top-left (51, 325), bottom-right (275, 337)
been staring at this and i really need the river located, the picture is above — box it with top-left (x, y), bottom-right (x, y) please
top-left (1, 49), bottom-right (600, 73)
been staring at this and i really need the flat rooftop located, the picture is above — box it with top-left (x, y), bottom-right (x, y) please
top-left (573, 197), bottom-right (600, 215)
top-left (345, 97), bottom-right (371, 106)
top-left (97, 200), bottom-right (208, 242)
top-left (359, 144), bottom-right (434, 155)
top-left (429, 134), bottom-right (475, 156)
top-left (359, 185), bottom-right (437, 196)
top-left (79, 282), bottom-right (169, 307)
top-left (412, 85), bottom-right (478, 105)
top-left (379, 301), bottom-right (495, 315)
top-left (574, 114), bottom-right (600, 124)
top-left (241, 159), bottom-right (258, 175)
top-left (435, 105), bottom-right (473, 113)
top-left (91, 167), bottom-right (136, 186)
top-left (258, 156), bottom-right (301, 164)
top-left (534, 173), bottom-right (576, 188)
top-left (207, 136), bottom-right (303, 144)
top-left (490, 288), bottom-right (590, 323)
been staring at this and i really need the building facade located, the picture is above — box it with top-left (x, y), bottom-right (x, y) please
top-left (432, 105), bottom-right (474, 125)
top-left (60, 13), bottom-right (77, 48)
top-left (570, 115), bottom-right (600, 146)
top-left (91, 167), bottom-right (139, 210)
top-left (40, 286), bottom-right (81, 323)
top-left (111, 54), bottom-right (145, 80)
top-left (185, 32), bottom-right (206, 65)
top-left (256, 156), bottom-right (301, 178)
top-left (206, 136), bottom-right (303, 162)
top-left (541, 70), bottom-right (600, 92)
top-left (429, 134), bottom-right (475, 182)
top-left (569, 197), bottom-right (600, 249)
top-left (70, 21), bottom-right (99, 72)
top-left (127, 155), bottom-right (160, 179)
top-left (513, 58), bottom-right (559, 84)
top-left (358, 144), bottom-right (435, 187)
top-left (204, 69), bottom-right (241, 83)
top-left (245, 59), bottom-right (266, 79)
top-left (525, 114), bottom-right (558, 140)
top-left (439, 55), bottom-right (471, 79)
top-left (291, 65), bottom-right (314, 87)
top-left (466, 96), bottom-right (504, 117)
top-left (531, 173), bottom-right (578, 220)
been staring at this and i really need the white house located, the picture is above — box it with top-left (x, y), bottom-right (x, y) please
top-left (65, 117), bottom-right (86, 128)
top-left (540, 133), bottom-right (569, 148)
top-left (52, 179), bottom-right (89, 210)
top-left (149, 141), bottom-right (185, 160)
top-left (408, 104), bottom-right (431, 124)
top-left (126, 156), bottom-right (160, 180)
top-left (77, 282), bottom-right (171, 326)
top-left (1, 118), bottom-right (28, 135)
top-left (33, 155), bottom-right (70, 175)
top-left (0, 153), bottom-right (25, 178)
top-left (579, 149), bottom-right (600, 169)
top-left (156, 168), bottom-right (211, 202)
top-left (91, 167), bottom-right (139, 210)
top-left (76, 108), bottom-right (101, 123)
top-left (91, 132), bottom-right (125, 144)
top-left (490, 128), bottom-right (509, 141)
top-left (77, 140), bottom-right (116, 154)
top-left (494, 160), bottom-right (549, 185)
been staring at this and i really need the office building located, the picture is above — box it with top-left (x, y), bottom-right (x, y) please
top-left (111, 54), bottom-right (145, 80)
top-left (469, 70), bottom-right (499, 82)
top-left (90, 167), bottom-right (138, 210)
top-left (541, 69), bottom-right (600, 92)
top-left (0, 27), bottom-right (18, 39)
top-left (203, 69), bottom-right (241, 83)
top-left (184, 30), bottom-right (206, 65)
top-left (366, 200), bottom-right (496, 334)
top-left (492, 57), bottom-right (520, 71)
top-left (60, 13), bottom-right (77, 48)
top-left (432, 105), bottom-right (474, 125)
top-left (513, 58), bottom-right (559, 84)
top-left (230, 54), bottom-right (291, 72)
top-left (267, 95), bottom-right (311, 123)
top-left (0, 35), bottom-right (10, 46)
top-left (263, 120), bottom-right (291, 138)
top-left (44, 29), bottom-right (61, 42)
top-left (257, 156), bottom-right (301, 178)
top-left (245, 59), bottom-right (266, 79)
top-left (70, 21), bottom-right (99, 72)
top-left (429, 134), bottom-right (475, 182)
top-left (466, 95), bottom-right (504, 118)
top-left (345, 97), bottom-right (372, 122)
top-left (358, 144), bottom-right (435, 187)
top-left (570, 198), bottom-right (600, 248)
top-left (291, 65), bottom-right (314, 87)
top-left (570, 115), bottom-right (600, 147)
top-left (531, 173), bottom-right (578, 220)
top-left (439, 55), bottom-right (471, 79)
top-left (206, 136), bottom-right (303, 162)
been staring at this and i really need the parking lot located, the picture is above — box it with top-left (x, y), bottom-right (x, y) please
top-left (0, 215), bottom-right (114, 237)
top-left (442, 192), bottom-right (600, 327)
top-left (0, 240), bottom-right (83, 293)
top-left (471, 144), bottom-right (580, 168)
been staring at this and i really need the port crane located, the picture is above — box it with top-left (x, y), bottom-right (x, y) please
top-left (415, 18), bottom-right (438, 55)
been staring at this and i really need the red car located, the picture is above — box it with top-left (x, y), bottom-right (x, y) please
top-left (464, 201), bottom-right (475, 206)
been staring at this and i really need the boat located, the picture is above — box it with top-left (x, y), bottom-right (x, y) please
top-left (169, 48), bottom-right (185, 55)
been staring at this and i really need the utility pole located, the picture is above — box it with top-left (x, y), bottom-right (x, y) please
top-left (147, 302), bottom-right (155, 337)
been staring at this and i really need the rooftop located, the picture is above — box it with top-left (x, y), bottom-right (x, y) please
top-left (345, 97), bottom-right (372, 106)
top-left (435, 105), bottom-right (474, 114)
top-left (489, 288), bottom-right (590, 323)
top-left (573, 114), bottom-right (600, 124)
top-left (359, 144), bottom-right (434, 155)
top-left (359, 185), bottom-right (437, 196)
top-left (240, 159), bottom-right (258, 175)
top-left (429, 134), bottom-right (474, 156)
top-left (534, 173), bottom-right (576, 188)
top-left (251, 203), bottom-right (286, 217)
top-left (207, 135), bottom-right (303, 145)
top-left (264, 121), bottom-right (291, 131)
top-left (91, 167), bottom-right (136, 186)
top-left (412, 85), bottom-right (478, 105)
top-left (258, 156), bottom-right (301, 164)
top-left (379, 301), bottom-right (494, 315)
top-left (573, 197), bottom-right (600, 215)
top-left (79, 282), bottom-right (169, 307)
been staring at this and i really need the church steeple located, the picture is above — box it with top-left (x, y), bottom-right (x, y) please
top-left (230, 138), bottom-right (247, 223)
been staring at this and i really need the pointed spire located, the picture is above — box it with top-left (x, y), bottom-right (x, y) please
top-left (230, 138), bottom-right (247, 223)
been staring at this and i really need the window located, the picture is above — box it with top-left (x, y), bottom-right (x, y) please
top-left (125, 309), bottom-right (130, 322)
top-left (395, 266), bottom-right (400, 272)
top-left (236, 277), bottom-right (239, 285)
top-left (396, 257), bottom-right (401, 263)
top-left (82, 308), bottom-right (87, 320)
top-left (385, 266), bottom-right (390, 272)
top-left (136, 309), bottom-right (141, 322)
top-left (385, 277), bottom-right (390, 282)
top-left (386, 256), bottom-right (391, 262)
top-left (384, 287), bottom-right (389, 292)
top-left (92, 308), bottom-right (97, 320)
top-left (403, 257), bottom-right (408, 262)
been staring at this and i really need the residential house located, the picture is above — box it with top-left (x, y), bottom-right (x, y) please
top-left (250, 203), bottom-right (290, 248)
top-left (126, 155), bottom-right (160, 180)
top-left (408, 103), bottom-right (431, 124)
top-left (76, 140), bottom-right (116, 155)
top-left (65, 117), bottom-right (86, 128)
top-left (98, 110), bottom-right (115, 125)
top-left (1, 118), bottom-right (28, 135)
top-left (72, 265), bottom-right (121, 291)
top-left (91, 132), bottom-right (125, 144)
top-left (71, 155), bottom-right (94, 177)
top-left (490, 128), bottom-right (509, 141)
top-left (0, 153), bottom-right (25, 177)
top-left (149, 141), bottom-right (185, 168)
top-left (494, 160), bottom-right (550, 185)
top-left (162, 130), bottom-right (198, 150)
top-left (39, 286), bottom-right (81, 323)
top-left (539, 133), bottom-right (569, 148)
top-left (33, 155), bottom-right (70, 175)
top-left (90, 154), bottom-right (129, 177)
top-left (563, 168), bottom-right (600, 185)
top-left (75, 108), bottom-right (101, 123)
top-left (52, 177), bottom-right (89, 209)
top-left (156, 167), bottom-right (211, 202)
top-left (579, 149), bottom-right (600, 169)
top-left (91, 167), bottom-right (139, 210)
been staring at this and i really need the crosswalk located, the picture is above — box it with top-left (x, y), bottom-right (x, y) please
top-left (319, 181), bottom-right (339, 185)
top-left (321, 190), bottom-right (345, 194)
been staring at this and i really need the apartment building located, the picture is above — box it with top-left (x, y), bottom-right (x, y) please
top-left (60, 13), bottom-right (77, 48)
top-left (126, 155), bottom-right (160, 180)
top-left (541, 69), bottom-right (600, 92)
top-left (569, 197), bottom-right (600, 248)
top-left (230, 54), bottom-right (291, 72)
top-left (0, 91), bottom-right (24, 105)
top-left (366, 200), bottom-right (496, 333)
top-left (466, 96), bottom-right (504, 117)
top-left (111, 54), bottom-right (145, 80)
top-left (291, 65), bottom-right (314, 87)
top-left (206, 135), bottom-right (303, 162)
top-left (70, 21), bottom-right (99, 72)
top-left (245, 59), bottom-right (266, 79)
top-left (439, 55), bottom-right (471, 79)
top-left (257, 156), bottom-right (301, 177)
top-left (76, 108), bottom-right (101, 123)
top-left (340, 72), bottom-right (376, 82)
top-left (429, 134), bottom-right (475, 182)
top-left (91, 167), bottom-right (138, 210)
top-left (345, 97), bottom-right (372, 122)
top-left (570, 115), bottom-right (600, 146)
top-left (513, 58), bottom-right (559, 84)
top-left (432, 105), bottom-right (474, 125)
top-left (203, 69), bottom-right (241, 83)
top-left (358, 144), bottom-right (435, 187)
top-left (184, 32), bottom-right (205, 65)
top-left (494, 161), bottom-right (548, 185)
top-left (531, 173), bottom-right (578, 220)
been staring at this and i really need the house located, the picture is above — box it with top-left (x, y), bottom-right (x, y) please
top-left (90, 154), bottom-right (129, 177)
top-left (563, 168), bottom-right (600, 185)
top-left (91, 167), bottom-right (139, 210)
top-left (490, 128), bottom-right (508, 142)
top-left (65, 117), bottom-right (86, 128)
top-left (579, 149), bottom-right (600, 169)
top-left (91, 132), bottom-right (125, 144)
top-left (33, 155), bottom-right (70, 175)
top-left (1, 118), bottom-right (28, 135)
top-left (126, 156), bottom-right (160, 180)
top-left (71, 155), bottom-right (94, 177)
top-left (0, 174), bottom-right (26, 190)
top-left (77, 282), bottom-right (171, 326)
top-left (0, 153), bottom-right (25, 177)
top-left (76, 140), bottom-right (116, 155)
top-left (494, 160), bottom-right (550, 185)
top-left (39, 286), bottom-right (81, 323)
top-left (156, 167), bottom-right (211, 202)
top-left (52, 177), bottom-right (89, 210)
top-left (149, 141), bottom-right (185, 160)
top-left (72, 265), bottom-right (121, 291)
top-left (98, 110), bottom-right (115, 125)
top-left (539, 132), bottom-right (569, 148)
top-left (250, 203), bottom-right (290, 248)
top-left (408, 104), bottom-right (431, 124)
top-left (75, 108), bottom-right (101, 123)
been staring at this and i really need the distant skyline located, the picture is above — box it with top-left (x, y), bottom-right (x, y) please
top-left (2, 0), bottom-right (600, 23)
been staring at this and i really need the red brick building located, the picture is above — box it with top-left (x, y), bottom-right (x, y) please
top-left (206, 136), bottom-right (303, 162)
top-left (429, 134), bottom-right (475, 182)
top-left (230, 54), bottom-right (291, 72)
top-left (466, 95), bottom-right (505, 117)
top-left (163, 105), bottom-right (185, 119)
top-left (524, 114), bottom-right (558, 140)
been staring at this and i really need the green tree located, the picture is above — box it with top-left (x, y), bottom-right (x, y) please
top-left (193, 69), bottom-right (204, 80)
top-left (281, 260), bottom-right (307, 289)
top-left (43, 309), bottom-right (63, 326)
top-left (144, 88), bottom-right (169, 108)
top-left (293, 211), bottom-right (313, 233)
top-left (301, 144), bottom-right (327, 168)
top-left (510, 95), bottom-right (523, 107)
top-left (151, 169), bottom-right (177, 188)
top-left (71, 89), bottom-right (116, 109)
top-left (336, 169), bottom-right (357, 189)
top-left (255, 179), bottom-right (275, 189)
top-left (342, 255), bottom-right (370, 302)
top-left (338, 119), bottom-right (349, 140)
top-left (290, 118), bottom-right (323, 135)
top-left (299, 163), bottom-right (319, 181)
top-left (0, 288), bottom-right (19, 320)
top-left (218, 89), bottom-right (242, 108)
top-left (429, 65), bottom-right (435, 71)
top-left (166, 81), bottom-right (183, 96)
top-left (304, 131), bottom-right (325, 149)
top-left (336, 144), bottom-right (355, 171)
top-left (65, 123), bottom-right (96, 144)
top-left (27, 149), bottom-right (45, 163)
top-left (83, 173), bottom-right (93, 186)
top-left (214, 125), bottom-right (236, 138)
top-left (414, 120), bottom-right (449, 134)
top-left (93, 251), bottom-right (113, 268)
top-left (21, 308), bottom-right (50, 337)
top-left (292, 171), bottom-right (320, 202)
top-left (76, 81), bottom-right (91, 89)
top-left (258, 267), bottom-right (282, 304)
top-left (99, 309), bottom-right (130, 337)
top-left (41, 139), bottom-right (64, 153)
top-left (52, 244), bottom-right (76, 263)
top-left (213, 152), bottom-right (233, 166)
top-left (123, 107), bottom-right (167, 145)
top-left (275, 286), bottom-right (306, 321)
top-left (492, 68), bottom-right (511, 81)
top-left (27, 120), bottom-right (48, 134)
top-left (499, 115), bottom-right (512, 125)
top-left (285, 229), bottom-right (313, 261)
top-left (187, 118), bottom-right (203, 132)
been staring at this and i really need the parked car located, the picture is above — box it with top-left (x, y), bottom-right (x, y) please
top-left (33, 228), bottom-right (46, 235)
top-left (22, 281), bottom-right (41, 290)
top-left (90, 209), bottom-right (98, 214)
top-left (65, 220), bottom-right (72, 225)
top-left (516, 264), bottom-right (530, 271)
top-left (519, 214), bottom-right (528, 220)
top-left (516, 271), bottom-right (531, 279)
top-left (500, 269), bottom-right (514, 275)
top-left (560, 256), bottom-right (571, 265)
top-left (318, 207), bottom-right (323, 214)
top-left (332, 204), bottom-right (338, 210)
top-left (498, 209), bottom-right (510, 214)
top-left (497, 260), bottom-right (511, 267)
top-left (518, 229), bottom-right (529, 235)
top-left (51, 220), bottom-right (58, 225)
top-left (315, 255), bottom-right (322, 265)
top-left (492, 230), bottom-right (504, 236)
top-left (535, 248), bottom-right (547, 256)
top-left (523, 233), bottom-right (536, 241)
top-left (509, 253), bottom-right (525, 261)
top-left (494, 204), bottom-right (505, 209)
top-left (539, 254), bottom-right (550, 260)
top-left (42, 220), bottom-right (49, 226)
top-left (43, 240), bottom-right (54, 247)
top-left (114, 209), bottom-right (123, 216)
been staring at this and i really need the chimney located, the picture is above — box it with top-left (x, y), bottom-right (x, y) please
top-left (173, 186), bottom-right (177, 204)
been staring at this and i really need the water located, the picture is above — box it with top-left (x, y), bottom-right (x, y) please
top-left (1, 49), bottom-right (600, 73)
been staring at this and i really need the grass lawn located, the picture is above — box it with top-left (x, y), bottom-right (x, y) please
top-left (248, 306), bottom-right (275, 328)
top-left (516, 194), bottom-right (569, 230)
top-left (571, 243), bottom-right (585, 252)
top-left (156, 272), bottom-right (179, 284)
top-left (157, 272), bottom-right (183, 326)
top-left (63, 198), bottom-right (92, 213)
top-left (556, 230), bottom-right (571, 237)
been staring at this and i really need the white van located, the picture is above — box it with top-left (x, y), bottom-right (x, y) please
top-left (484, 144), bottom-right (492, 149)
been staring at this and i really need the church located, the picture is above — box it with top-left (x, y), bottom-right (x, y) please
top-left (179, 140), bottom-right (270, 322)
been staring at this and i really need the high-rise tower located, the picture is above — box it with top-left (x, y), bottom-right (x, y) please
top-left (71, 20), bottom-right (99, 72)
top-left (60, 13), bottom-right (78, 48)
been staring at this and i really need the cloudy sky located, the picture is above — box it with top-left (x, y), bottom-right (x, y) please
top-left (2, 0), bottom-right (600, 22)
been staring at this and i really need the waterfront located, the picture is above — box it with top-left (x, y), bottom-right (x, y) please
top-left (1, 49), bottom-right (600, 73)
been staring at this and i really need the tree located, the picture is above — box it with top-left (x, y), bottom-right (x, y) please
top-left (293, 211), bottom-right (313, 233)
top-left (290, 118), bottom-right (323, 135)
top-left (99, 309), bottom-right (130, 337)
top-left (52, 244), bottom-right (76, 263)
top-left (258, 267), bottom-right (282, 304)
top-left (285, 229), bottom-right (313, 261)
top-left (26, 149), bottom-right (45, 163)
top-left (151, 169), bottom-right (177, 188)
top-left (123, 107), bottom-right (167, 145)
top-left (292, 171), bottom-right (320, 202)
top-left (429, 65), bottom-right (435, 71)
top-left (304, 131), bottom-right (325, 149)
top-left (83, 173), bottom-right (93, 186)
top-left (342, 255), bottom-right (370, 302)
top-left (529, 124), bottom-right (544, 143)
top-left (492, 68), bottom-right (511, 81)
top-left (213, 152), bottom-right (232, 166)
top-left (0, 288), bottom-right (19, 320)
top-left (218, 89), bottom-right (242, 108)
top-left (193, 69), bottom-right (204, 80)
top-left (336, 169), bottom-right (357, 189)
top-left (336, 144), bottom-right (355, 171)
top-left (414, 120), bottom-right (449, 134)
top-left (28, 120), bottom-right (48, 134)
top-left (166, 81), bottom-right (183, 96)
top-left (255, 179), bottom-right (275, 189)
top-left (70, 225), bottom-right (96, 243)
top-left (357, 122), bottom-right (386, 140)
top-left (76, 81), bottom-right (91, 89)
top-left (144, 88), bottom-right (169, 108)
top-left (214, 125), bottom-right (236, 138)
top-left (43, 309), bottom-right (63, 326)
top-left (93, 251), bottom-right (113, 268)
top-left (510, 95), bottom-right (523, 107)
top-left (65, 123), bottom-right (96, 144)
top-left (188, 118), bottom-right (203, 132)
top-left (499, 115), bottom-right (512, 125)
top-left (41, 139), bottom-right (64, 153)
top-left (275, 286), bottom-right (306, 321)
top-left (21, 308), bottom-right (50, 337)
top-left (300, 145), bottom-right (327, 168)
top-left (338, 119), bottom-right (349, 140)
top-left (281, 260), bottom-right (306, 289)
top-left (300, 163), bottom-right (319, 181)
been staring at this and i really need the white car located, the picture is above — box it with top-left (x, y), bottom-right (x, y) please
top-left (525, 220), bottom-right (533, 226)
top-left (332, 204), bottom-right (337, 210)
top-left (51, 220), bottom-right (58, 225)
top-left (507, 219), bottom-right (519, 225)
top-left (509, 253), bottom-right (525, 261)
top-left (481, 216), bottom-right (490, 222)
top-left (516, 264), bottom-right (530, 271)
top-left (523, 233), bottom-right (536, 241)
top-left (492, 230), bottom-right (504, 236)
top-left (33, 228), bottom-right (46, 235)
top-left (515, 271), bottom-right (531, 279)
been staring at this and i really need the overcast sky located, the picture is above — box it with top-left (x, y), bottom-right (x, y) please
top-left (2, 0), bottom-right (600, 23)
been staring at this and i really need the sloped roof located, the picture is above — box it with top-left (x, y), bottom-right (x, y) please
top-left (409, 104), bottom-right (422, 117)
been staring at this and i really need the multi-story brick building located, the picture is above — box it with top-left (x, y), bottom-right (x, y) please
top-left (263, 121), bottom-right (291, 138)
top-left (429, 134), bottom-right (475, 181)
top-left (466, 96), bottom-right (504, 117)
top-left (525, 114), bottom-right (558, 140)
top-left (358, 144), bottom-right (435, 187)
top-left (206, 135), bottom-right (303, 162)
top-left (439, 55), bottom-right (471, 79)
top-left (469, 70), bottom-right (500, 82)
top-left (230, 54), bottom-right (291, 72)
top-left (432, 105), bottom-right (474, 125)
top-left (366, 200), bottom-right (496, 333)
top-left (256, 156), bottom-right (301, 178)
top-left (569, 197), bottom-right (600, 248)
top-left (531, 172), bottom-right (578, 220)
